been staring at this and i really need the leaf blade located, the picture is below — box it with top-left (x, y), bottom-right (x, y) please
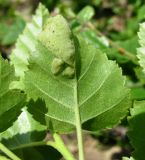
top-left (24, 32), bottom-right (131, 133)
top-left (0, 107), bottom-right (46, 150)
top-left (128, 101), bottom-right (145, 160)
top-left (10, 3), bottom-right (49, 81)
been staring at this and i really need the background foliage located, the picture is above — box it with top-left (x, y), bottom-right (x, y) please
top-left (1, 0), bottom-right (145, 160)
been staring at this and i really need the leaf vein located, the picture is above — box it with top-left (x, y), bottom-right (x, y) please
top-left (78, 52), bottom-right (96, 82)
top-left (82, 93), bottom-right (127, 123)
top-left (32, 82), bottom-right (72, 109)
top-left (79, 65), bottom-right (113, 106)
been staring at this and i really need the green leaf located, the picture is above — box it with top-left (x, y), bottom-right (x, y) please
top-left (13, 146), bottom-right (61, 160)
top-left (1, 17), bottom-right (25, 45)
top-left (0, 23), bottom-right (9, 42)
top-left (131, 87), bottom-right (145, 100)
top-left (10, 3), bottom-right (49, 84)
top-left (0, 107), bottom-right (61, 160)
top-left (92, 0), bottom-right (101, 6)
top-left (137, 22), bottom-right (145, 72)
top-left (24, 28), bottom-right (131, 133)
top-left (77, 6), bottom-right (95, 24)
top-left (0, 56), bottom-right (25, 132)
top-left (0, 108), bottom-right (46, 150)
top-left (104, 47), bottom-right (129, 64)
top-left (80, 29), bottom-right (108, 48)
top-left (0, 0), bottom-right (9, 7)
top-left (128, 101), bottom-right (145, 160)
top-left (134, 67), bottom-right (145, 84)
top-left (118, 36), bottom-right (138, 55)
top-left (137, 5), bottom-right (145, 21)
top-left (106, 37), bottom-right (138, 64)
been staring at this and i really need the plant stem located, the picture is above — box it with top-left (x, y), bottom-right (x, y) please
top-left (0, 143), bottom-right (21, 160)
top-left (74, 80), bottom-right (85, 160)
top-left (47, 133), bottom-right (75, 160)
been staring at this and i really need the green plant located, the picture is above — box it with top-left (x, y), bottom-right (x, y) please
top-left (124, 21), bottom-right (145, 160)
top-left (2, 2), bottom-right (145, 160)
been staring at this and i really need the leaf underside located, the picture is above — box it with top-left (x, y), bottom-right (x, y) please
top-left (24, 35), bottom-right (131, 133)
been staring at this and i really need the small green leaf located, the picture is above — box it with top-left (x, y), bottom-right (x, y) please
top-left (0, 108), bottom-right (46, 150)
top-left (77, 6), bottom-right (95, 24)
top-left (0, 56), bottom-right (25, 132)
top-left (0, 107), bottom-right (61, 160)
top-left (134, 67), bottom-right (145, 84)
top-left (118, 36), bottom-right (138, 55)
top-left (137, 5), bottom-right (145, 21)
top-left (128, 101), bottom-right (145, 160)
top-left (131, 87), bottom-right (145, 100)
top-left (92, 0), bottom-right (101, 6)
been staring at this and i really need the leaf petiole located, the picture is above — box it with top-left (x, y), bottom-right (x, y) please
top-left (74, 81), bottom-right (85, 160)
top-left (47, 133), bottom-right (75, 160)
